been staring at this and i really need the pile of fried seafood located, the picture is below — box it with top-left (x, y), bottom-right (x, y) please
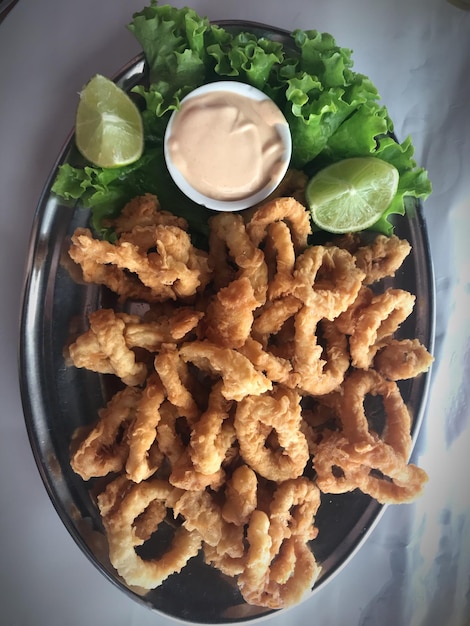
top-left (66, 190), bottom-right (433, 610)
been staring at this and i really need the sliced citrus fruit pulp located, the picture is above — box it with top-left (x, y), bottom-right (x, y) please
top-left (305, 157), bottom-right (399, 233)
top-left (75, 74), bottom-right (144, 168)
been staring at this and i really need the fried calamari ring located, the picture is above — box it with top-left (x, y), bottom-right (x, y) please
top-left (126, 374), bottom-right (165, 483)
top-left (354, 234), bottom-right (411, 285)
top-left (179, 340), bottom-right (272, 401)
top-left (247, 197), bottom-right (312, 252)
top-left (293, 308), bottom-right (349, 395)
top-left (71, 386), bottom-right (141, 480)
top-left (97, 476), bottom-right (202, 589)
top-left (291, 245), bottom-right (365, 320)
top-left (312, 430), bottom-right (428, 504)
top-left (374, 338), bottom-right (434, 381)
top-left (235, 386), bottom-right (309, 481)
top-left (172, 489), bottom-right (245, 557)
top-left (238, 510), bottom-right (320, 609)
top-left (68, 309), bottom-right (147, 386)
top-left (189, 382), bottom-right (236, 476)
top-left (340, 369), bottom-right (413, 459)
top-left (68, 232), bottom-right (158, 302)
top-left (156, 401), bottom-right (226, 492)
top-left (237, 510), bottom-right (272, 601)
top-left (311, 363), bottom-right (428, 505)
top-left (349, 288), bottom-right (416, 369)
top-left (268, 477), bottom-right (321, 555)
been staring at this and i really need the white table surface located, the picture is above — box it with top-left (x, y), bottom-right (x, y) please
top-left (1, 1), bottom-right (469, 625)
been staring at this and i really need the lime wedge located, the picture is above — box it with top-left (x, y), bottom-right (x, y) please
top-left (305, 157), bottom-right (399, 233)
top-left (75, 74), bottom-right (144, 168)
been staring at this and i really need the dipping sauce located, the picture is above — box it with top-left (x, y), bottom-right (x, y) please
top-left (166, 86), bottom-right (289, 202)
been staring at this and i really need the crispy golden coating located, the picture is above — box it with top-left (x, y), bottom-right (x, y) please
top-left (247, 196), bottom-right (312, 252)
top-left (349, 288), bottom-right (416, 369)
top-left (179, 340), bottom-right (273, 402)
top-left (68, 309), bottom-right (147, 386)
top-left (374, 338), bottom-right (434, 380)
top-left (71, 386), bottom-right (141, 480)
top-left (69, 195), bottom-right (211, 303)
top-left (235, 386), bottom-right (309, 482)
top-left (97, 476), bottom-right (202, 589)
top-left (291, 245), bottom-right (365, 319)
top-left (202, 277), bottom-right (258, 348)
top-left (354, 234), bottom-right (412, 285)
top-left (189, 382), bottom-right (236, 476)
top-left (222, 465), bottom-right (258, 526)
top-left (66, 194), bottom-right (433, 609)
top-left (209, 212), bottom-right (268, 304)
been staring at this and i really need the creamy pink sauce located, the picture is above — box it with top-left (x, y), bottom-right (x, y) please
top-left (167, 90), bottom-right (288, 201)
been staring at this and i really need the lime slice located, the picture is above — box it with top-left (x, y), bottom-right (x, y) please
top-left (306, 157), bottom-right (399, 233)
top-left (75, 74), bottom-right (144, 168)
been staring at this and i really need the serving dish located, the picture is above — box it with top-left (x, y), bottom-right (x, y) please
top-left (19, 21), bottom-right (435, 624)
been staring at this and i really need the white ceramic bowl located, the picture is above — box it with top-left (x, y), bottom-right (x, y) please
top-left (164, 80), bottom-right (292, 212)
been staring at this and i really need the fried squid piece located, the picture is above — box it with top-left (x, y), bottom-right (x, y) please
top-left (340, 369), bottom-right (413, 456)
top-left (268, 478), bottom-right (321, 553)
top-left (109, 193), bottom-right (188, 236)
top-left (374, 338), bottom-right (434, 380)
top-left (349, 288), bottom-right (416, 369)
top-left (125, 374), bottom-right (166, 483)
top-left (293, 311), bottom-right (349, 396)
top-left (238, 337), bottom-right (299, 388)
top-left (247, 196), bottom-right (312, 253)
top-left (202, 276), bottom-right (259, 349)
top-left (69, 224), bottom-right (211, 302)
top-left (263, 220), bottom-right (297, 300)
top-left (179, 340), bottom-right (272, 401)
top-left (291, 245), bottom-right (365, 320)
top-left (157, 402), bottom-right (225, 492)
top-left (209, 212), bottom-right (268, 304)
top-left (171, 489), bottom-right (245, 558)
top-left (238, 505), bottom-right (321, 609)
top-left (312, 430), bottom-right (428, 504)
top-left (312, 369), bottom-right (428, 504)
top-left (251, 295), bottom-right (302, 347)
top-left (154, 345), bottom-right (199, 420)
top-left (222, 465), bottom-right (258, 526)
top-left (235, 386), bottom-right (309, 482)
top-left (189, 382), bottom-right (236, 476)
top-left (354, 234), bottom-right (411, 285)
top-left (71, 386), bottom-right (141, 480)
top-left (334, 285), bottom-right (374, 335)
top-left (124, 307), bottom-right (203, 352)
top-left (68, 309), bottom-right (147, 386)
top-left (97, 476), bottom-right (202, 589)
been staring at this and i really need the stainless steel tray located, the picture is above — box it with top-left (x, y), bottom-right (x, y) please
top-left (19, 21), bottom-right (435, 625)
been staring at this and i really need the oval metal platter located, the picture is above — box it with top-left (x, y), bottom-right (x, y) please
top-left (19, 21), bottom-right (435, 625)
